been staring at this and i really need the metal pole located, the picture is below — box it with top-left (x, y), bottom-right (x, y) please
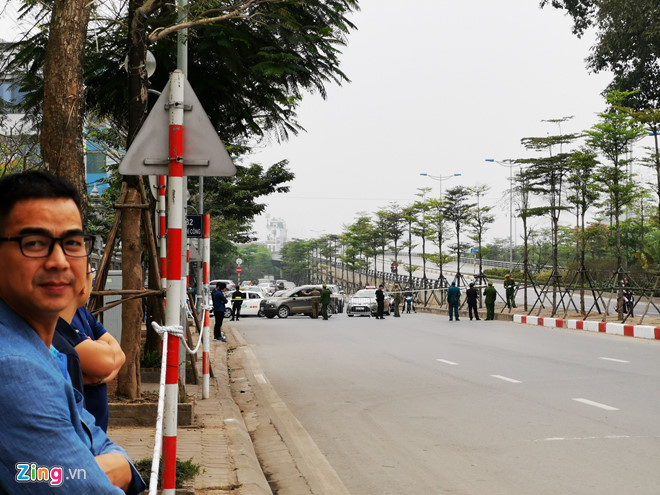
top-left (162, 69), bottom-right (185, 495)
top-left (202, 214), bottom-right (210, 399)
top-left (509, 164), bottom-right (513, 271)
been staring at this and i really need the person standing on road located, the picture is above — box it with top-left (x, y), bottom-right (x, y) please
top-left (392, 284), bottom-right (402, 317)
top-left (465, 282), bottom-right (480, 321)
top-left (504, 274), bottom-right (517, 308)
top-left (213, 282), bottom-right (228, 341)
top-left (375, 284), bottom-right (385, 319)
top-left (447, 281), bottom-right (461, 321)
top-left (320, 284), bottom-right (332, 320)
top-left (231, 286), bottom-right (245, 321)
top-left (310, 287), bottom-right (321, 318)
top-left (403, 287), bottom-right (415, 313)
top-left (484, 281), bottom-right (497, 320)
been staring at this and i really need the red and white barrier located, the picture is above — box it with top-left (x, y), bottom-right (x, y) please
top-left (513, 314), bottom-right (660, 340)
top-left (202, 214), bottom-right (211, 399)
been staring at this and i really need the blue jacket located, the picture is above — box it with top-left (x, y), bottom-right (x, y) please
top-left (447, 285), bottom-right (461, 304)
top-left (0, 300), bottom-right (145, 494)
top-left (213, 289), bottom-right (228, 313)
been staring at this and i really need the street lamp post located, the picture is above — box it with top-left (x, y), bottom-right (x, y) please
top-left (485, 159), bottom-right (519, 272)
top-left (420, 172), bottom-right (461, 285)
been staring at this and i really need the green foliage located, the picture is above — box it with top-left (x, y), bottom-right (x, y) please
top-left (134, 457), bottom-right (202, 489)
top-left (280, 239), bottom-right (312, 285)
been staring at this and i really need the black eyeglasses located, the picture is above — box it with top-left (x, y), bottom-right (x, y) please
top-left (0, 234), bottom-right (94, 258)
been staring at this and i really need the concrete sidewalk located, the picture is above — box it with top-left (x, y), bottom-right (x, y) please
top-left (108, 325), bottom-right (271, 494)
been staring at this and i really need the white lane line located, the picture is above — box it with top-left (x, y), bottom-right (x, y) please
top-left (491, 374), bottom-right (522, 384)
top-left (436, 359), bottom-right (459, 366)
top-left (599, 357), bottom-right (630, 363)
top-left (573, 398), bottom-right (619, 411)
top-left (254, 373), bottom-right (268, 384)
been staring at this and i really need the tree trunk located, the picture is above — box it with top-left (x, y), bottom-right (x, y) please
top-left (115, 0), bottom-right (150, 398)
top-left (41, 0), bottom-right (91, 224)
top-left (116, 181), bottom-right (144, 399)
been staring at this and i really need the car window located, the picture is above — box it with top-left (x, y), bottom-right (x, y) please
top-left (249, 292), bottom-right (259, 299)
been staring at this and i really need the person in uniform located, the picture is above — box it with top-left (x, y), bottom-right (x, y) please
top-left (320, 284), bottom-right (332, 320)
top-left (375, 284), bottom-right (385, 319)
top-left (392, 284), bottom-right (402, 317)
top-left (310, 287), bottom-right (321, 319)
top-left (504, 274), bottom-right (517, 308)
top-left (447, 281), bottom-right (461, 321)
top-left (230, 286), bottom-right (245, 321)
top-left (484, 281), bottom-right (497, 320)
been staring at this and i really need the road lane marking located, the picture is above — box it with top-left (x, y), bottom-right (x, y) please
top-left (254, 373), bottom-right (268, 384)
top-left (537, 435), bottom-right (633, 442)
top-left (491, 374), bottom-right (522, 384)
top-left (573, 398), bottom-right (619, 411)
top-left (436, 359), bottom-right (459, 366)
top-left (599, 357), bottom-right (630, 363)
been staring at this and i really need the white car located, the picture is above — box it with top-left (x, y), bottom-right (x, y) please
top-left (224, 291), bottom-right (265, 318)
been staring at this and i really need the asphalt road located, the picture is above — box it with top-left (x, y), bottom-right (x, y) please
top-left (234, 313), bottom-right (660, 495)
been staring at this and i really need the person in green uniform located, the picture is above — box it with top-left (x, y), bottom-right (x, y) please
top-left (310, 287), bottom-right (321, 319)
top-left (503, 274), bottom-right (517, 308)
top-left (392, 284), bottom-right (402, 317)
top-left (483, 281), bottom-right (497, 320)
top-left (320, 284), bottom-right (332, 320)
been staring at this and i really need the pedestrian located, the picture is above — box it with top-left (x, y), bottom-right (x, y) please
top-left (465, 282), bottom-right (480, 321)
top-left (484, 281), bottom-right (497, 320)
top-left (375, 284), bottom-right (385, 319)
top-left (310, 286), bottom-right (321, 318)
top-left (504, 274), bottom-right (517, 308)
top-left (447, 281), bottom-right (461, 321)
top-left (0, 170), bottom-right (145, 493)
top-left (231, 286), bottom-right (245, 321)
top-left (213, 281), bottom-right (228, 341)
top-left (320, 284), bottom-right (332, 320)
top-left (392, 284), bottom-right (402, 317)
top-left (403, 287), bottom-right (414, 313)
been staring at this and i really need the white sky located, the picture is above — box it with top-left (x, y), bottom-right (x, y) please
top-left (2, 1), bottom-right (653, 247)
top-left (247, 0), bottom-right (621, 245)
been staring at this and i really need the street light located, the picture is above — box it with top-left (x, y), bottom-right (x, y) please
top-left (485, 159), bottom-right (519, 271)
top-left (419, 172), bottom-right (462, 198)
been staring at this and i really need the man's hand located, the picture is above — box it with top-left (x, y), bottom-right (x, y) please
top-left (95, 453), bottom-right (131, 491)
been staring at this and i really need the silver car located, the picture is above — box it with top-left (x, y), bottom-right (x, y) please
top-left (346, 288), bottom-right (392, 317)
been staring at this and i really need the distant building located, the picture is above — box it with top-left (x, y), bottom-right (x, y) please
top-left (266, 217), bottom-right (287, 253)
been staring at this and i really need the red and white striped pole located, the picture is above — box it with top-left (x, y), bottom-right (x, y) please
top-left (162, 70), bottom-right (185, 494)
top-left (202, 214), bottom-right (211, 399)
top-left (158, 175), bottom-right (167, 289)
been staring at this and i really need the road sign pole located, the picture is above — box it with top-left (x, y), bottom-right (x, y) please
top-left (162, 70), bottom-right (185, 494)
top-left (202, 214), bottom-right (210, 399)
top-left (158, 176), bottom-right (167, 288)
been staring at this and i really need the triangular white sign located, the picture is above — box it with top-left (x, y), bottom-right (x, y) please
top-left (119, 78), bottom-right (236, 177)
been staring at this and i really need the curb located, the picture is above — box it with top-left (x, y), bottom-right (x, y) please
top-left (513, 314), bottom-right (660, 340)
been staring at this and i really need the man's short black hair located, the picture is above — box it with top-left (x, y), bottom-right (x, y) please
top-left (0, 171), bottom-right (82, 232)
top-left (216, 282), bottom-right (226, 290)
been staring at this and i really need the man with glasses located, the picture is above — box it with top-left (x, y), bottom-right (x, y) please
top-left (0, 171), bottom-right (144, 493)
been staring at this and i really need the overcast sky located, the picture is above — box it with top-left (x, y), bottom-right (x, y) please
top-left (3, 1), bottom-right (649, 248)
top-left (247, 0), bottom-right (620, 246)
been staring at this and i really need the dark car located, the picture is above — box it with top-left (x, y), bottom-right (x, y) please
top-left (260, 284), bottom-right (344, 318)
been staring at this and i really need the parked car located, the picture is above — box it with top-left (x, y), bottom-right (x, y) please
top-left (260, 284), bottom-right (343, 318)
top-left (223, 291), bottom-right (266, 318)
top-left (346, 287), bottom-right (392, 317)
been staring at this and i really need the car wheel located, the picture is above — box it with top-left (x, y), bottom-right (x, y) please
top-left (347, 314), bottom-right (353, 317)
top-left (258, 309), bottom-right (265, 317)
top-left (224, 308), bottom-right (233, 319)
top-left (277, 306), bottom-right (290, 318)
top-left (326, 305), bottom-right (334, 316)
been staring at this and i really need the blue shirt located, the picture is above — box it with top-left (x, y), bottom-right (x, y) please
top-left (71, 307), bottom-right (110, 431)
top-left (0, 299), bottom-right (145, 494)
